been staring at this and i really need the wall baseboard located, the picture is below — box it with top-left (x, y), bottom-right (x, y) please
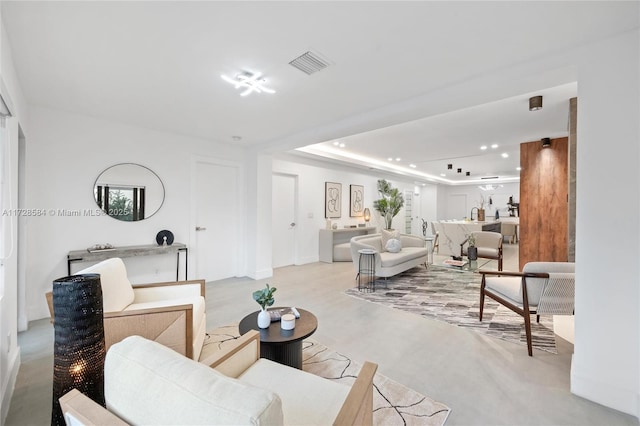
top-left (250, 268), bottom-right (273, 281)
top-left (1, 349), bottom-right (20, 424)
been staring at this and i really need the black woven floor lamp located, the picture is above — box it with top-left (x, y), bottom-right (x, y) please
top-left (51, 274), bottom-right (106, 425)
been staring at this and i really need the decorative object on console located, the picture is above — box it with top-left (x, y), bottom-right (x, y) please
top-left (252, 284), bottom-right (277, 328)
top-left (349, 184), bottom-right (364, 217)
top-left (51, 274), bottom-right (106, 426)
top-left (373, 179), bottom-right (404, 230)
top-left (324, 181), bottom-right (341, 219)
top-left (363, 207), bottom-right (371, 224)
top-left (87, 243), bottom-right (114, 253)
top-left (155, 229), bottom-right (174, 246)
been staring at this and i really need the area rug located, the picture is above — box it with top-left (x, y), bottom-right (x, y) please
top-left (202, 324), bottom-right (451, 426)
top-left (345, 265), bottom-right (558, 354)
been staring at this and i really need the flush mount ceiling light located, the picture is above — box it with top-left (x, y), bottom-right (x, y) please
top-left (221, 71), bottom-right (275, 96)
top-left (529, 95), bottom-right (543, 111)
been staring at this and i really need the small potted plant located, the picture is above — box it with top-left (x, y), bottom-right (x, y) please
top-left (467, 234), bottom-right (478, 261)
top-left (253, 284), bottom-right (277, 328)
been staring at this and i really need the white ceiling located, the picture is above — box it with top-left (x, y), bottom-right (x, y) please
top-left (2, 1), bottom-right (637, 185)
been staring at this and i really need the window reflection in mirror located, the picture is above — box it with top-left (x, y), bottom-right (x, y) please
top-left (93, 163), bottom-right (165, 221)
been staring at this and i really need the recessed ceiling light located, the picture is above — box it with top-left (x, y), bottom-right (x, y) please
top-left (388, 157), bottom-right (393, 161)
top-left (395, 157), bottom-right (401, 162)
top-left (491, 144), bottom-right (499, 149)
top-left (480, 145), bottom-right (487, 150)
top-left (333, 141), bottom-right (340, 146)
top-left (221, 71), bottom-right (275, 96)
top-left (409, 164), bottom-right (416, 168)
top-left (440, 173), bottom-right (446, 177)
top-left (516, 166), bottom-right (522, 171)
top-left (502, 153), bottom-right (509, 158)
top-left (339, 143), bottom-right (345, 148)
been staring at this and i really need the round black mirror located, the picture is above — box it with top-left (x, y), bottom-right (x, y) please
top-left (93, 163), bottom-right (165, 221)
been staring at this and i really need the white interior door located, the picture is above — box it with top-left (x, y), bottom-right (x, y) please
top-left (447, 194), bottom-right (468, 220)
top-left (272, 173), bottom-right (296, 268)
top-left (194, 160), bottom-right (240, 281)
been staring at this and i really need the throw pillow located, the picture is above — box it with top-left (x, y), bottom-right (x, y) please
top-left (381, 229), bottom-right (400, 252)
top-left (385, 238), bottom-right (402, 253)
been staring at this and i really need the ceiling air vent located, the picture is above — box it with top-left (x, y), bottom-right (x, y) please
top-left (289, 51), bottom-right (330, 75)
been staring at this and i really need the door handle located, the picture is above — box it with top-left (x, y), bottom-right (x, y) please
top-left (196, 226), bottom-right (207, 231)
top-left (290, 222), bottom-right (296, 227)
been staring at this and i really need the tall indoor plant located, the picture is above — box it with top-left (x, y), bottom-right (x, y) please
top-left (372, 179), bottom-right (404, 230)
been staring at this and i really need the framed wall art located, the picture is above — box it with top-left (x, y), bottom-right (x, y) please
top-left (350, 184), bottom-right (364, 217)
top-left (324, 182), bottom-right (342, 218)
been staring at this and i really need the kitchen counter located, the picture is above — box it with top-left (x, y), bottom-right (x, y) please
top-left (434, 220), bottom-right (502, 256)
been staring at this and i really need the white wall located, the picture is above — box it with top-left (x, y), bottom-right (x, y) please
top-left (23, 106), bottom-right (247, 321)
top-left (438, 183), bottom-right (520, 220)
top-left (571, 29), bottom-right (640, 416)
top-left (272, 154), bottom-right (437, 264)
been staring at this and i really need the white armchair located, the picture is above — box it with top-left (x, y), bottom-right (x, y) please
top-left (479, 262), bottom-right (575, 356)
top-left (46, 257), bottom-right (206, 360)
top-left (59, 332), bottom-right (378, 425)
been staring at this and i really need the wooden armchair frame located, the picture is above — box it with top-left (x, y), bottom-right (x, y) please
top-left (204, 330), bottom-right (378, 426)
top-left (46, 279), bottom-right (205, 359)
top-left (479, 270), bottom-right (549, 356)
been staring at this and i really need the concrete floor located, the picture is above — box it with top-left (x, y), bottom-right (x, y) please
top-left (6, 243), bottom-right (639, 425)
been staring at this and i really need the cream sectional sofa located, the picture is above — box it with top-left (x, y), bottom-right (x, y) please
top-left (350, 233), bottom-right (429, 278)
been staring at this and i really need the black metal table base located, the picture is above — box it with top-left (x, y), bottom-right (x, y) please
top-left (260, 340), bottom-right (303, 369)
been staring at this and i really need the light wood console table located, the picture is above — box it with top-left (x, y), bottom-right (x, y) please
top-left (67, 243), bottom-right (188, 280)
top-left (319, 227), bottom-right (376, 263)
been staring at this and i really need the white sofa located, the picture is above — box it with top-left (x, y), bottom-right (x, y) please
top-left (46, 257), bottom-right (206, 360)
top-left (350, 233), bottom-right (428, 278)
top-left (59, 331), bottom-right (378, 425)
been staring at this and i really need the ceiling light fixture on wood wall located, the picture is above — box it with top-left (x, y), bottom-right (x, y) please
top-left (542, 137), bottom-right (551, 148)
top-left (529, 95), bottom-right (543, 111)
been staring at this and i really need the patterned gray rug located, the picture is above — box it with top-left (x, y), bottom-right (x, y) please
top-left (345, 265), bottom-right (557, 354)
top-left (202, 324), bottom-right (451, 425)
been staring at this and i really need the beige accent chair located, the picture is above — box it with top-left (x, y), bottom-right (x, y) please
top-left (501, 222), bottom-right (518, 244)
top-left (46, 257), bottom-right (206, 360)
top-left (460, 231), bottom-right (503, 271)
top-left (479, 262), bottom-right (575, 356)
top-left (59, 331), bottom-right (378, 425)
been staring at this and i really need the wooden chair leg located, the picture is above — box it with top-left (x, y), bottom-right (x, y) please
top-left (536, 314), bottom-right (540, 323)
top-left (479, 276), bottom-right (486, 321)
top-left (522, 278), bottom-right (533, 356)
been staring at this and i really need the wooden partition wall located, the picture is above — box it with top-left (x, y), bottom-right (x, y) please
top-left (519, 137), bottom-right (569, 268)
